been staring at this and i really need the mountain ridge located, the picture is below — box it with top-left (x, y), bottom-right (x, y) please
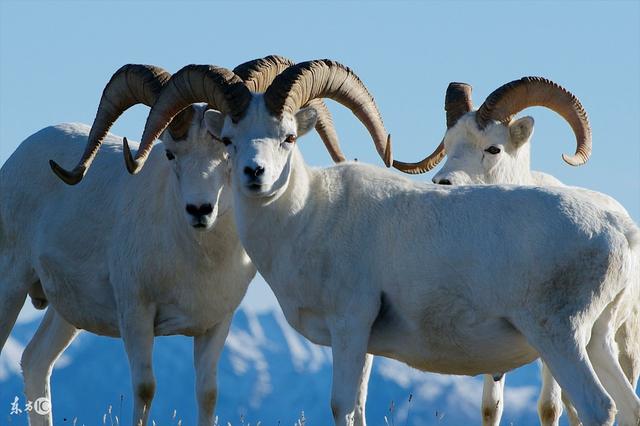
top-left (1, 306), bottom-right (571, 425)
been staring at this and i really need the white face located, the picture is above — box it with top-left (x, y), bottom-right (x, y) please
top-left (432, 114), bottom-right (535, 185)
top-left (204, 96), bottom-right (318, 201)
top-left (162, 104), bottom-right (232, 230)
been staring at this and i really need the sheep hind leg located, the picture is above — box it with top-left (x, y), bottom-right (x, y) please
top-left (22, 308), bottom-right (78, 426)
top-left (537, 363), bottom-right (563, 426)
top-left (616, 312), bottom-right (640, 390)
top-left (587, 303), bottom-right (640, 426)
top-left (481, 374), bottom-right (504, 426)
top-left (0, 256), bottom-right (32, 350)
top-left (512, 317), bottom-right (616, 426)
top-left (561, 392), bottom-right (582, 426)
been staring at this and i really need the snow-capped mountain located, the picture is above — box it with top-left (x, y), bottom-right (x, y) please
top-left (1, 305), bottom-right (572, 426)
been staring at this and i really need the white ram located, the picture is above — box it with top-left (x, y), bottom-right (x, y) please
top-left (393, 79), bottom-right (640, 426)
top-left (0, 59), bottom-right (343, 426)
top-left (0, 64), bottom-right (255, 426)
top-left (0, 56), bottom-right (344, 425)
top-left (128, 60), bottom-right (640, 426)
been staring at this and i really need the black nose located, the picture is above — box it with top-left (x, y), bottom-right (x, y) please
top-left (244, 165), bottom-right (265, 178)
top-left (186, 203), bottom-right (213, 218)
top-left (437, 179), bottom-right (452, 185)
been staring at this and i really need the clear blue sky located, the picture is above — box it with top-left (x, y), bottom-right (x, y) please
top-left (1, 0), bottom-right (639, 310)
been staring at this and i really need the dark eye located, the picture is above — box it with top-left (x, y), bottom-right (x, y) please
top-left (484, 146), bottom-right (501, 155)
top-left (284, 134), bottom-right (297, 144)
top-left (221, 137), bottom-right (232, 146)
top-left (165, 150), bottom-right (175, 161)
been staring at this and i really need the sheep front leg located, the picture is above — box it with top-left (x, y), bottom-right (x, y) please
top-left (193, 316), bottom-right (232, 426)
top-left (481, 374), bottom-right (504, 426)
top-left (330, 318), bottom-right (372, 426)
top-left (353, 354), bottom-right (373, 426)
top-left (119, 305), bottom-right (156, 426)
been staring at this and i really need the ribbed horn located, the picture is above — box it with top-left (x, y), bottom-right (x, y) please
top-left (445, 82), bottom-right (473, 128)
top-left (234, 56), bottom-right (346, 162)
top-left (392, 139), bottom-right (445, 175)
top-left (475, 77), bottom-right (591, 166)
top-left (50, 64), bottom-right (171, 185)
top-left (392, 82), bottom-right (473, 174)
top-left (263, 59), bottom-right (391, 167)
top-left (308, 99), bottom-right (345, 162)
top-left (126, 65), bottom-right (251, 175)
top-left (233, 55), bottom-right (294, 93)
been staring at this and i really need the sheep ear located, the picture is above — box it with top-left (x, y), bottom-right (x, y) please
top-left (509, 116), bottom-right (534, 147)
top-left (204, 109), bottom-right (225, 139)
top-left (295, 107), bottom-right (318, 137)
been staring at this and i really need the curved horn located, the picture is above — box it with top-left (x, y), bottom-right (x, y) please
top-left (127, 65), bottom-right (251, 175)
top-left (263, 59), bottom-right (391, 167)
top-left (50, 64), bottom-right (171, 185)
top-left (476, 77), bottom-right (591, 166)
top-left (445, 82), bottom-right (473, 128)
top-left (234, 56), bottom-right (346, 162)
top-left (233, 55), bottom-right (295, 93)
top-left (392, 82), bottom-right (473, 174)
top-left (307, 99), bottom-right (345, 162)
top-left (391, 140), bottom-right (445, 175)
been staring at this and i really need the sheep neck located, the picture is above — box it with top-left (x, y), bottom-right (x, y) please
top-left (232, 147), bottom-right (314, 283)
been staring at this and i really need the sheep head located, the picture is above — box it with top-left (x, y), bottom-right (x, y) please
top-left (135, 59), bottom-right (391, 201)
top-left (233, 55), bottom-right (347, 163)
top-left (393, 77), bottom-right (591, 185)
top-left (49, 64), bottom-right (234, 231)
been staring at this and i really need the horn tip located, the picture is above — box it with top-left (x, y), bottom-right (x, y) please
top-left (391, 160), bottom-right (424, 175)
top-left (49, 160), bottom-right (85, 185)
top-left (561, 152), bottom-right (588, 167)
top-left (447, 82), bottom-right (473, 93)
top-left (123, 137), bottom-right (142, 175)
top-left (384, 134), bottom-right (393, 167)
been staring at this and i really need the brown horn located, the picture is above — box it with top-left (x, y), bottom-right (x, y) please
top-left (49, 64), bottom-right (171, 185)
top-left (445, 82), bottom-right (473, 128)
top-left (476, 77), bottom-right (591, 166)
top-left (126, 65), bottom-right (251, 175)
top-left (263, 59), bottom-right (391, 167)
top-left (307, 99), bottom-right (346, 162)
top-left (392, 140), bottom-right (445, 175)
top-left (234, 56), bottom-right (346, 162)
top-left (233, 55), bottom-right (295, 93)
top-left (392, 82), bottom-right (473, 174)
